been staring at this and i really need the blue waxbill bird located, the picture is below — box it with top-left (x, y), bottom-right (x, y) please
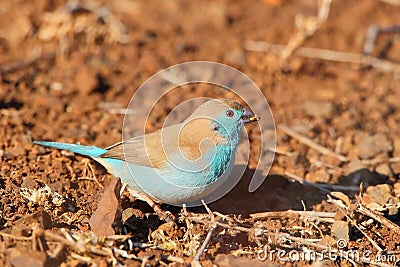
top-left (34, 98), bottom-right (258, 218)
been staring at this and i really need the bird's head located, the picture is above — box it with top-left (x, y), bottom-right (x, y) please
top-left (182, 98), bottom-right (258, 146)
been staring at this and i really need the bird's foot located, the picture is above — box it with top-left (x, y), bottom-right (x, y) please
top-left (153, 207), bottom-right (176, 222)
top-left (135, 192), bottom-right (176, 222)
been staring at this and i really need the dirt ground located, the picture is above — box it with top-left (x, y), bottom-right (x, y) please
top-left (1, 0), bottom-right (400, 266)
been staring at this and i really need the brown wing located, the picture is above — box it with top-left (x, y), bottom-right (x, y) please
top-left (101, 117), bottom-right (227, 169)
top-left (101, 128), bottom-right (172, 169)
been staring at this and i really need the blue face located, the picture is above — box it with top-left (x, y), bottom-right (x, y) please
top-left (201, 108), bottom-right (249, 182)
top-left (213, 108), bottom-right (246, 146)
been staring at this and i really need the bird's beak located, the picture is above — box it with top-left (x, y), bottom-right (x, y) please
top-left (241, 108), bottom-right (259, 123)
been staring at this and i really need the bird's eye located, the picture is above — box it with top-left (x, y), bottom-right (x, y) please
top-left (225, 109), bottom-right (234, 117)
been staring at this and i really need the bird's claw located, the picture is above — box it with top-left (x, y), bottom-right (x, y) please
top-left (156, 210), bottom-right (176, 222)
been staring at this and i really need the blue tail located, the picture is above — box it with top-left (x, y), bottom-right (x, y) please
top-left (33, 141), bottom-right (107, 158)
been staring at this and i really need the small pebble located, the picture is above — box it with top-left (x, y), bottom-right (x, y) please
top-left (357, 134), bottom-right (392, 159)
top-left (331, 220), bottom-right (349, 245)
top-left (302, 101), bottom-right (333, 118)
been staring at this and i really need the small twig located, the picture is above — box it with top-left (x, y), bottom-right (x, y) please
top-left (361, 156), bottom-right (400, 165)
top-left (264, 232), bottom-right (330, 251)
top-left (44, 229), bottom-right (146, 264)
top-left (279, 125), bottom-right (348, 162)
top-left (245, 41), bottom-right (400, 74)
top-left (107, 108), bottom-right (136, 115)
top-left (250, 210), bottom-right (336, 220)
top-left (160, 70), bottom-right (188, 85)
top-left (182, 213), bottom-right (251, 233)
top-left (280, 0), bottom-right (332, 61)
top-left (285, 171), bottom-right (330, 193)
top-left (65, 162), bottom-right (77, 181)
top-left (193, 201), bottom-right (217, 262)
top-left (328, 196), bottom-right (383, 253)
top-left (51, 243), bottom-right (65, 259)
top-left (387, 157), bottom-right (400, 163)
top-left (273, 147), bottom-right (293, 156)
top-left (99, 102), bottom-right (136, 115)
top-left (213, 211), bottom-right (229, 221)
top-left (335, 136), bottom-right (344, 155)
top-left (288, 171), bottom-right (359, 192)
top-left (32, 226), bottom-right (45, 252)
top-left (356, 204), bottom-right (400, 232)
top-left (309, 158), bottom-right (338, 170)
top-left (80, 159), bottom-right (103, 188)
top-left (285, 171), bottom-right (360, 193)
top-left (71, 252), bottom-right (91, 262)
top-left (103, 234), bottom-right (131, 241)
top-left (201, 200), bottom-right (214, 220)
top-left (0, 231), bottom-right (32, 241)
top-left (193, 226), bottom-right (216, 262)
top-left (364, 25), bottom-right (380, 55)
top-left (93, 247), bottom-right (119, 264)
top-left (112, 248), bottom-right (147, 261)
top-left (182, 204), bottom-right (193, 241)
top-left (44, 230), bottom-right (77, 248)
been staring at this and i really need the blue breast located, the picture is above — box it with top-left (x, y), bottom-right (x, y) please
top-left (206, 144), bottom-right (234, 181)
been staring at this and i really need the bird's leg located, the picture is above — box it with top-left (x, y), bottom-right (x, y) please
top-left (125, 188), bottom-right (175, 222)
top-left (136, 192), bottom-right (175, 222)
